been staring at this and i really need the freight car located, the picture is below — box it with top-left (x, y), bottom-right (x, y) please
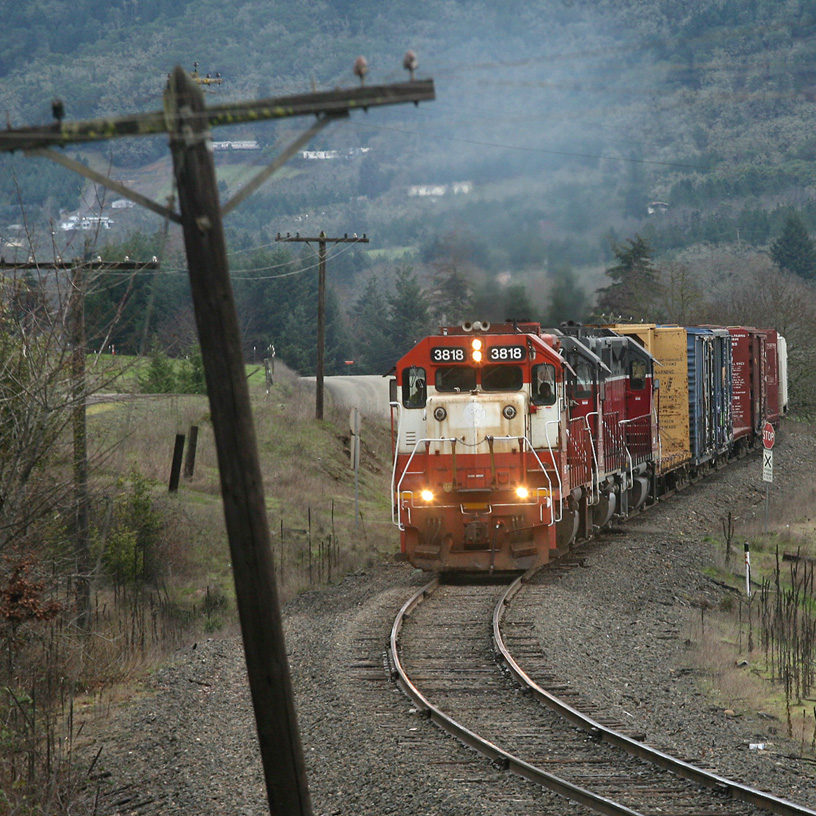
top-left (389, 320), bottom-right (787, 573)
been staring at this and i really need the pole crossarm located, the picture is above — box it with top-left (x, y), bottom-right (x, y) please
top-left (0, 260), bottom-right (159, 271)
top-left (0, 78), bottom-right (435, 153)
top-left (26, 148), bottom-right (181, 223)
top-left (221, 114), bottom-right (337, 216)
top-left (275, 233), bottom-right (370, 244)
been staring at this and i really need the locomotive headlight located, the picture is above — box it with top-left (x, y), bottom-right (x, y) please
top-left (420, 489), bottom-right (435, 502)
top-left (502, 404), bottom-right (517, 419)
top-left (433, 406), bottom-right (447, 421)
top-left (471, 337), bottom-right (483, 363)
top-left (515, 486), bottom-right (530, 499)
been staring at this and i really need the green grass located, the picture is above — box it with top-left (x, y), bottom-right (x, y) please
top-left (87, 360), bottom-right (397, 610)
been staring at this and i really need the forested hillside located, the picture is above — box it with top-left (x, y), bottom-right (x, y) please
top-left (4, 0), bottom-right (816, 395)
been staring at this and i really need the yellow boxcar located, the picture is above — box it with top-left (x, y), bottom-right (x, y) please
top-left (609, 324), bottom-right (691, 474)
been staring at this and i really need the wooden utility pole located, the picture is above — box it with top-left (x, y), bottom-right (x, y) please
top-left (164, 66), bottom-right (313, 815)
top-left (276, 232), bottom-right (369, 419)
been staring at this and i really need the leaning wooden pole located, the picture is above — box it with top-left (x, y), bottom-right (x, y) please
top-left (164, 66), bottom-right (313, 816)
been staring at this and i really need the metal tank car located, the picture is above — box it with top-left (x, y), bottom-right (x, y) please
top-left (389, 320), bottom-right (788, 574)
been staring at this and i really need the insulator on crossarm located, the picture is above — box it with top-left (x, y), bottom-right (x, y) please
top-left (354, 56), bottom-right (368, 86)
top-left (403, 50), bottom-right (418, 81)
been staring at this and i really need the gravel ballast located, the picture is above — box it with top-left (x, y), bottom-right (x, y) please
top-left (83, 421), bottom-right (816, 815)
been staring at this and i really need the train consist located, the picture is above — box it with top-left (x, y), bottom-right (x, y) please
top-left (389, 320), bottom-right (787, 572)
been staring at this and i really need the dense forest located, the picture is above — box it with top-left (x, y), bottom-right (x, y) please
top-left (3, 0), bottom-right (816, 388)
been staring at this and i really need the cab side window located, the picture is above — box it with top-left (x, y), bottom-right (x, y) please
top-left (630, 359), bottom-right (647, 390)
top-left (573, 361), bottom-right (593, 400)
top-left (531, 363), bottom-right (556, 405)
top-left (402, 366), bottom-right (427, 408)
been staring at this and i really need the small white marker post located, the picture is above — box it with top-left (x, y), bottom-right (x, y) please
top-left (744, 541), bottom-right (751, 598)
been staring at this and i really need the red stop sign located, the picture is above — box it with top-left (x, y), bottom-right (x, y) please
top-left (763, 421), bottom-right (775, 450)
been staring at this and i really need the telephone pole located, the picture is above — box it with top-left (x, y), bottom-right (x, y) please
top-left (276, 231), bottom-right (369, 419)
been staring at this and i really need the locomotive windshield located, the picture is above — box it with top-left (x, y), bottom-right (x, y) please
top-left (482, 365), bottom-right (523, 391)
top-left (435, 366), bottom-right (477, 392)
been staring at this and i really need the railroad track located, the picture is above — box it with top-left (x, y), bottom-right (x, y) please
top-left (389, 568), bottom-right (816, 816)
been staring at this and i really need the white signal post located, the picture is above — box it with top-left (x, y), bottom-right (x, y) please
top-left (744, 542), bottom-right (752, 598)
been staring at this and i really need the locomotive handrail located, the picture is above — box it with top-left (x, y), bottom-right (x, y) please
top-left (391, 436), bottom-right (458, 529)
top-left (584, 412), bottom-right (601, 506)
top-left (392, 433), bottom-right (562, 530)
top-left (389, 400), bottom-right (404, 529)
top-left (618, 412), bottom-right (651, 425)
top-left (545, 414), bottom-right (564, 496)
top-left (487, 435), bottom-right (562, 524)
top-left (618, 412), bottom-right (654, 491)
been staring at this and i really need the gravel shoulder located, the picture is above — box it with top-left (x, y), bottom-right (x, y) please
top-left (81, 420), bottom-right (816, 815)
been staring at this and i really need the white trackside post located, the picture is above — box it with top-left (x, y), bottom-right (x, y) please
top-left (744, 542), bottom-right (751, 598)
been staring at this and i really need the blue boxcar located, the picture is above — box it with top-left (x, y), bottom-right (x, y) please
top-left (686, 327), bottom-right (733, 465)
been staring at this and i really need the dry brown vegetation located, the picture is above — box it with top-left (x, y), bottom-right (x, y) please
top-left (0, 359), bottom-right (396, 814)
top-left (690, 448), bottom-right (816, 755)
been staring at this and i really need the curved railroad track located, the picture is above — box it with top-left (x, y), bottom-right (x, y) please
top-left (389, 567), bottom-right (816, 816)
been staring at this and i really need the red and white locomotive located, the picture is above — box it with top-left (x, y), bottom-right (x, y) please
top-left (389, 320), bottom-right (787, 573)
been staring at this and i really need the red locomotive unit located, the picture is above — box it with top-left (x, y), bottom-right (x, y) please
top-left (390, 320), bottom-right (787, 573)
top-left (389, 320), bottom-right (582, 572)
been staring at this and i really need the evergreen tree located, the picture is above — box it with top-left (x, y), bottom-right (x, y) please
top-left (138, 342), bottom-right (177, 394)
top-left (545, 265), bottom-right (589, 326)
top-left (502, 282), bottom-right (535, 322)
top-left (85, 231), bottom-right (179, 354)
top-left (428, 263), bottom-right (474, 326)
top-left (324, 286), bottom-right (353, 375)
top-left (594, 235), bottom-right (660, 321)
top-left (176, 346), bottom-right (207, 394)
top-left (388, 266), bottom-right (431, 360)
top-left (351, 275), bottom-right (396, 374)
top-left (770, 213), bottom-right (816, 280)
top-left (232, 247), bottom-right (299, 355)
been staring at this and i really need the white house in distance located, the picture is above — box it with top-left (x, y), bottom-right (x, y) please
top-left (408, 181), bottom-right (473, 197)
top-left (57, 215), bottom-right (114, 231)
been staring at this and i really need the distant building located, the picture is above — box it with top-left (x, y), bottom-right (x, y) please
top-left (213, 140), bottom-right (260, 150)
top-left (58, 215), bottom-right (114, 231)
top-left (647, 201), bottom-right (669, 215)
top-left (408, 181), bottom-right (473, 197)
top-left (298, 147), bottom-right (370, 160)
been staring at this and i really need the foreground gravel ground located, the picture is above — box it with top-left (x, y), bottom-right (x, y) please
top-left (83, 421), bottom-right (816, 815)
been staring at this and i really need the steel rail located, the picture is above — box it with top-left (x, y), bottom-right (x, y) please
top-left (493, 570), bottom-right (816, 816)
top-left (388, 577), bottom-right (645, 816)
